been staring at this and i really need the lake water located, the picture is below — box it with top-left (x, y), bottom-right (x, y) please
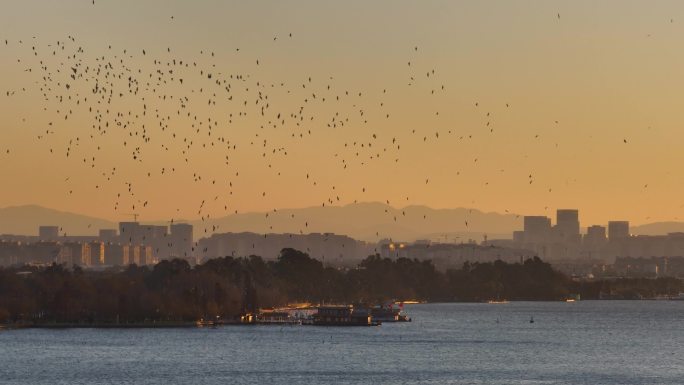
top-left (1, 301), bottom-right (683, 385)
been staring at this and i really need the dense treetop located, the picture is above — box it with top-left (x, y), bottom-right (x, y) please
top-left (0, 249), bottom-right (681, 324)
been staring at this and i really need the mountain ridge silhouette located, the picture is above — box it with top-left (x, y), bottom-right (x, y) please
top-left (1, 203), bottom-right (675, 242)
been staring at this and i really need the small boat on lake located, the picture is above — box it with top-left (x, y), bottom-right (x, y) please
top-left (487, 299), bottom-right (509, 304)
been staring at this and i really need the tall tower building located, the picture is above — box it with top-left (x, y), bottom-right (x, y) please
top-left (608, 221), bottom-right (630, 241)
top-left (556, 209), bottom-right (580, 242)
top-left (523, 216), bottom-right (552, 243)
top-left (170, 223), bottom-right (193, 262)
top-left (584, 225), bottom-right (607, 245)
top-left (141, 225), bottom-right (169, 261)
top-left (119, 222), bottom-right (141, 245)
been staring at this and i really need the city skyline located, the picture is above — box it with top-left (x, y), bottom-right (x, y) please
top-left (4, 202), bottom-right (684, 241)
top-left (6, 204), bottom-right (684, 274)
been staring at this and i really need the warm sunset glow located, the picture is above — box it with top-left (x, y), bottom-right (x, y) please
top-left (1, 2), bottom-right (683, 228)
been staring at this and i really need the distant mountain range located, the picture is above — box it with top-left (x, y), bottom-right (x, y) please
top-left (0, 203), bottom-right (680, 242)
top-left (0, 203), bottom-right (520, 241)
top-left (628, 222), bottom-right (684, 236)
top-left (0, 205), bottom-right (116, 237)
top-left (187, 202), bottom-right (522, 242)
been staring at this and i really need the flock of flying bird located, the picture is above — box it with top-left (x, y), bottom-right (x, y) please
top-left (1, 9), bottom-right (644, 255)
top-left (2, 31), bottom-right (485, 235)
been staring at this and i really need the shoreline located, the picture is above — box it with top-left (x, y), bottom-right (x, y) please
top-left (3, 299), bottom-right (683, 330)
top-left (1, 322), bottom-right (202, 330)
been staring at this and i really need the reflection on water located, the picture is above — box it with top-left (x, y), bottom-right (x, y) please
top-left (1, 301), bottom-right (683, 385)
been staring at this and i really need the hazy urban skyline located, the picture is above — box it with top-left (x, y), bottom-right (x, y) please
top-left (6, 199), bottom-right (684, 244)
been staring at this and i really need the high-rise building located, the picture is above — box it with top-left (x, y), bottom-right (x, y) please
top-left (38, 226), bottom-right (59, 241)
top-left (608, 221), bottom-right (630, 241)
top-left (137, 225), bottom-right (167, 243)
top-left (523, 216), bottom-right (551, 243)
top-left (119, 222), bottom-right (141, 245)
top-left (141, 225), bottom-right (168, 259)
top-left (584, 225), bottom-right (607, 245)
top-left (556, 209), bottom-right (580, 241)
top-left (170, 223), bottom-right (193, 262)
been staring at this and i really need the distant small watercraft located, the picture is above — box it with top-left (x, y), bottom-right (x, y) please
top-left (565, 294), bottom-right (581, 302)
top-left (401, 300), bottom-right (424, 305)
top-left (670, 293), bottom-right (684, 301)
top-left (529, 316), bottom-right (534, 324)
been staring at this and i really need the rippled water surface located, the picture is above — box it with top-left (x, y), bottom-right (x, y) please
top-left (1, 301), bottom-right (683, 384)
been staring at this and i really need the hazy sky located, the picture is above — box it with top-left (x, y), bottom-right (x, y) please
top-left (2, 0), bottom-right (684, 227)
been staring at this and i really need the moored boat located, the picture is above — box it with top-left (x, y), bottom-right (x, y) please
top-left (370, 303), bottom-right (411, 322)
top-left (255, 310), bottom-right (302, 325)
top-left (487, 299), bottom-right (509, 304)
top-left (313, 305), bottom-right (381, 326)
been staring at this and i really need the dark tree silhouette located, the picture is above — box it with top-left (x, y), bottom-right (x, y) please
top-left (0, 250), bottom-right (680, 325)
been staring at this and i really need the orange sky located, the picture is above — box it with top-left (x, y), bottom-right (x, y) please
top-left (2, 1), bottom-right (684, 227)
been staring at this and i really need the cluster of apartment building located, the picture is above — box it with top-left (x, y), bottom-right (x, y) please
top-left (5, 208), bottom-right (684, 277)
top-left (0, 222), bottom-right (194, 268)
top-left (378, 209), bottom-right (684, 277)
top-left (493, 209), bottom-right (684, 264)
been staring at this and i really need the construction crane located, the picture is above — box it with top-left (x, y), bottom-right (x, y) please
top-left (123, 213), bottom-right (140, 222)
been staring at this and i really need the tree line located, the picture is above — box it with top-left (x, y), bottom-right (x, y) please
top-left (0, 248), bottom-right (681, 324)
